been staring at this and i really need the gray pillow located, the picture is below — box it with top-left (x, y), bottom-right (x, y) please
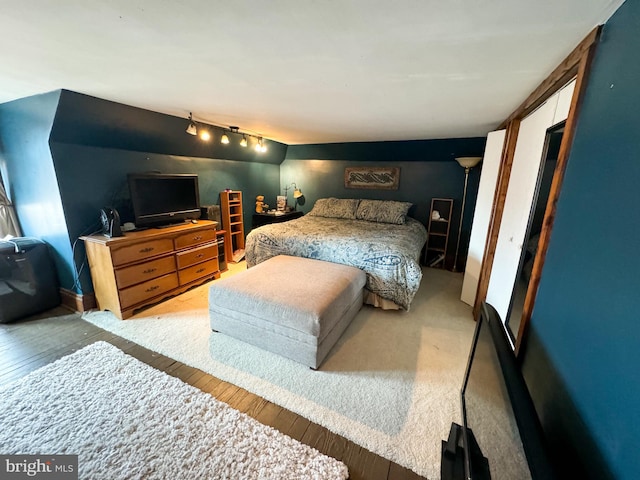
top-left (356, 199), bottom-right (412, 224)
top-left (308, 198), bottom-right (360, 219)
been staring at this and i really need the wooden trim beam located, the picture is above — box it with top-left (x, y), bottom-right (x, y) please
top-left (514, 32), bottom-right (601, 356)
top-left (474, 26), bottom-right (602, 341)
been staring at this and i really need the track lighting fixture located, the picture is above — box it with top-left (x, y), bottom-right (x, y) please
top-left (184, 113), bottom-right (267, 152)
top-left (221, 126), bottom-right (241, 146)
top-left (186, 113), bottom-right (197, 136)
top-left (186, 112), bottom-right (209, 140)
top-left (255, 137), bottom-right (267, 153)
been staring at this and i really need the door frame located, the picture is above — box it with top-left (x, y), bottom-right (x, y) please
top-left (473, 27), bottom-right (602, 356)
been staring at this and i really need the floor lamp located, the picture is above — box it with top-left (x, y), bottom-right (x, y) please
top-left (453, 156), bottom-right (482, 272)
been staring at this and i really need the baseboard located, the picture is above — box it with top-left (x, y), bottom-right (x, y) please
top-left (59, 288), bottom-right (96, 313)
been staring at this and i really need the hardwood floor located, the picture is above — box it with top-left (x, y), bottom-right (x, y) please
top-left (0, 306), bottom-right (426, 480)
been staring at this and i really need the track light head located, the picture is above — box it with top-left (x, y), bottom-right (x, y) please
top-left (255, 138), bottom-right (264, 152)
top-left (240, 135), bottom-right (248, 147)
top-left (186, 123), bottom-right (197, 135)
top-left (186, 112), bottom-right (197, 136)
top-left (223, 126), bottom-right (240, 146)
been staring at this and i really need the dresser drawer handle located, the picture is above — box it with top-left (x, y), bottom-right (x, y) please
top-left (145, 285), bottom-right (160, 293)
top-left (193, 236), bottom-right (203, 241)
top-left (196, 268), bottom-right (206, 274)
top-left (143, 268), bottom-right (157, 274)
top-left (139, 247), bottom-right (155, 253)
top-left (196, 253), bottom-right (204, 258)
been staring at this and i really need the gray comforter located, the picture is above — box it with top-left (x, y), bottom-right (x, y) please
top-left (245, 215), bottom-right (427, 310)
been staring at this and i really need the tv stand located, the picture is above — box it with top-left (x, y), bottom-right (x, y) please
top-left (81, 220), bottom-right (220, 319)
top-left (441, 423), bottom-right (490, 480)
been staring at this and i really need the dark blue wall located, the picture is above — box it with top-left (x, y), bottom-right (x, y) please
top-left (0, 90), bottom-right (285, 295)
top-left (51, 90), bottom-right (287, 164)
top-left (0, 91), bottom-right (78, 289)
top-left (0, 88), bottom-right (486, 294)
top-left (284, 138), bottom-right (486, 268)
top-left (51, 143), bottom-right (280, 293)
top-left (521, 1), bottom-right (640, 478)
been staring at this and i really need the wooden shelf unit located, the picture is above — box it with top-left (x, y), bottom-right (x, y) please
top-left (424, 198), bottom-right (454, 268)
top-left (220, 190), bottom-right (245, 263)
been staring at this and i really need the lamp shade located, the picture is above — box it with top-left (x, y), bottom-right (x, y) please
top-left (293, 188), bottom-right (303, 199)
top-left (455, 156), bottom-right (482, 168)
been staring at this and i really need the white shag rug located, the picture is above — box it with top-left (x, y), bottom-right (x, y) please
top-left (83, 266), bottom-right (476, 479)
top-left (0, 341), bottom-right (348, 480)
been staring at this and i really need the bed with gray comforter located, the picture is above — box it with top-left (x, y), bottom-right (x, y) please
top-left (245, 198), bottom-right (427, 310)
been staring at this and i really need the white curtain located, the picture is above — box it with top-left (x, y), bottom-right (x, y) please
top-left (0, 177), bottom-right (22, 238)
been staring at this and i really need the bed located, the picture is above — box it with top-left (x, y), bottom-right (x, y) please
top-left (245, 198), bottom-right (427, 311)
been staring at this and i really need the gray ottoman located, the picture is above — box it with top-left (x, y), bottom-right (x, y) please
top-left (209, 255), bottom-right (366, 369)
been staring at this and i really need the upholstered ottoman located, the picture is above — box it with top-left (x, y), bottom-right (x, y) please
top-left (209, 255), bottom-right (366, 369)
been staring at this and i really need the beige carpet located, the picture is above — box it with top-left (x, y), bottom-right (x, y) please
top-left (0, 341), bottom-right (348, 479)
top-left (83, 264), bottom-right (475, 479)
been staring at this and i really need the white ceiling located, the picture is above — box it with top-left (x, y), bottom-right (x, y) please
top-left (0, 1), bottom-right (624, 145)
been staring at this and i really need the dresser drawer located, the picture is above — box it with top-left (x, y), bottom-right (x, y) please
top-left (176, 243), bottom-right (218, 269)
top-left (178, 258), bottom-right (219, 285)
top-left (111, 238), bottom-right (174, 266)
top-left (115, 256), bottom-right (176, 289)
top-left (174, 228), bottom-right (217, 250)
top-left (119, 273), bottom-right (179, 309)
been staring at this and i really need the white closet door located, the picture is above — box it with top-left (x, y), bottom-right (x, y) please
top-left (486, 96), bottom-right (558, 321)
top-left (461, 129), bottom-right (506, 305)
top-left (553, 79), bottom-right (576, 126)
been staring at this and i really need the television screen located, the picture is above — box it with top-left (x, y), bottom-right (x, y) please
top-left (128, 173), bottom-right (200, 227)
top-left (460, 303), bottom-right (556, 480)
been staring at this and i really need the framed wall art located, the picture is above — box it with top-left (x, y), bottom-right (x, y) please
top-left (344, 166), bottom-right (400, 190)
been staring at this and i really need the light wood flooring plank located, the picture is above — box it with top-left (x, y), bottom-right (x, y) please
top-left (253, 401), bottom-right (285, 428)
top-left (287, 415), bottom-right (312, 443)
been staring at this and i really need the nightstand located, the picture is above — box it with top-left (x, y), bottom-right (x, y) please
top-left (252, 211), bottom-right (304, 229)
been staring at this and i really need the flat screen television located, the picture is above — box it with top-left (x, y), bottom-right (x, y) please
top-left (441, 302), bottom-right (557, 480)
top-left (128, 173), bottom-right (201, 228)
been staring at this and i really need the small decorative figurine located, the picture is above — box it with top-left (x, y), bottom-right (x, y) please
top-left (256, 195), bottom-right (266, 213)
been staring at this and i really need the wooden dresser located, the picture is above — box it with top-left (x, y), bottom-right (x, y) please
top-left (81, 220), bottom-right (220, 319)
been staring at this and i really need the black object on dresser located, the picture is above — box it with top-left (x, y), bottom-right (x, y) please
top-left (0, 238), bottom-right (60, 323)
top-left (251, 211), bottom-right (303, 229)
top-left (200, 205), bottom-right (222, 224)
